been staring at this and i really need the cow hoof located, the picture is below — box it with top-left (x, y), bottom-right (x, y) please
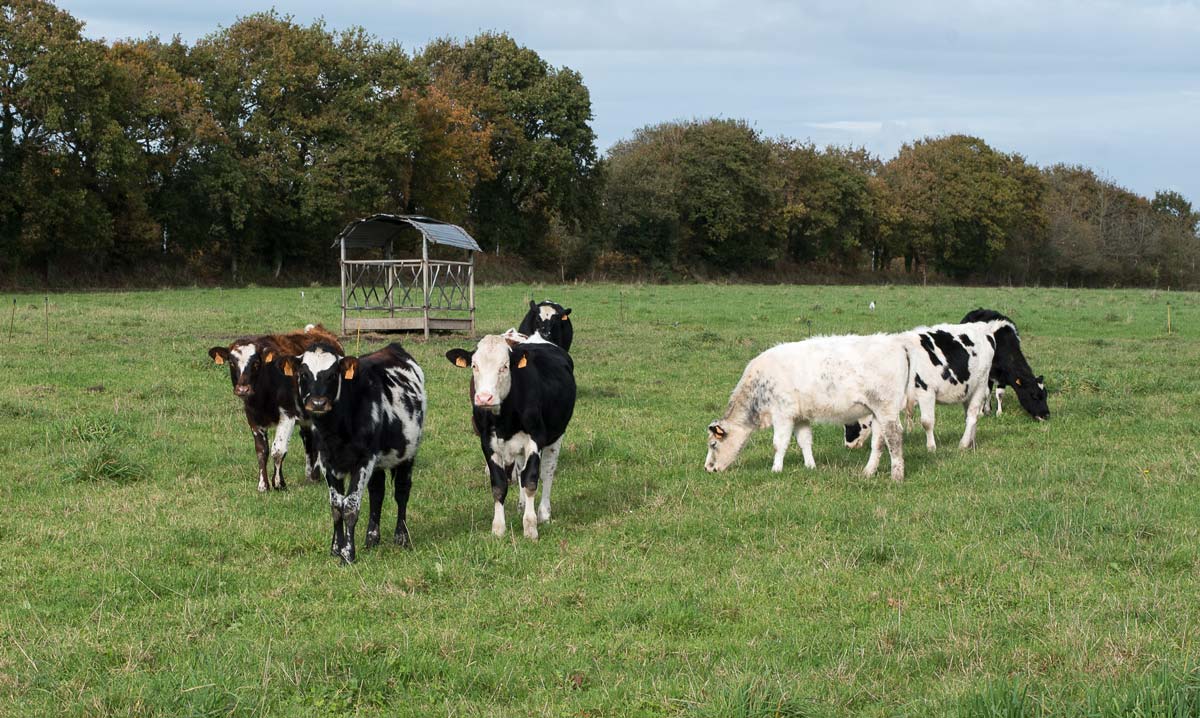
top-left (273, 480), bottom-right (287, 491)
top-left (523, 519), bottom-right (539, 540)
top-left (537, 507), bottom-right (551, 524)
top-left (394, 532), bottom-right (412, 549)
top-left (862, 466), bottom-right (878, 478)
top-left (339, 547), bottom-right (355, 564)
top-left (257, 482), bottom-right (268, 493)
top-left (365, 530), bottom-right (380, 549)
top-left (491, 521), bottom-right (506, 538)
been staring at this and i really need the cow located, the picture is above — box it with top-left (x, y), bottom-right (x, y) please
top-left (279, 342), bottom-right (425, 563)
top-left (207, 324), bottom-right (342, 492)
top-left (518, 300), bottom-right (573, 351)
top-left (843, 319), bottom-right (1013, 452)
top-left (961, 308), bottom-right (1049, 420)
top-left (446, 333), bottom-right (576, 540)
top-left (705, 334), bottom-right (911, 481)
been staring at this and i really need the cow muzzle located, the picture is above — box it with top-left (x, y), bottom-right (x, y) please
top-left (234, 385), bottom-right (253, 397)
top-left (474, 392), bottom-right (499, 411)
top-left (306, 397), bottom-right (332, 415)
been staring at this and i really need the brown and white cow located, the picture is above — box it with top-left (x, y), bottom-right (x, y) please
top-left (208, 324), bottom-right (342, 491)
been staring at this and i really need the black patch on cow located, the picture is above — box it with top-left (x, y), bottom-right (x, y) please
top-left (914, 373), bottom-right (927, 390)
top-left (918, 334), bottom-right (943, 366)
top-left (959, 334), bottom-right (974, 346)
top-left (928, 330), bottom-right (970, 385)
top-left (986, 335), bottom-right (996, 351)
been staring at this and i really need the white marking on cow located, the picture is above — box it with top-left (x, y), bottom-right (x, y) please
top-left (492, 501), bottom-right (506, 537)
top-left (539, 305), bottom-right (557, 322)
top-left (271, 415), bottom-right (296, 488)
top-left (302, 349), bottom-right (338, 377)
top-left (231, 343), bottom-right (257, 374)
top-left (472, 336), bottom-right (512, 411)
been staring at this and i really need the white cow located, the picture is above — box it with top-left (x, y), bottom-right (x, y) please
top-left (705, 334), bottom-right (912, 481)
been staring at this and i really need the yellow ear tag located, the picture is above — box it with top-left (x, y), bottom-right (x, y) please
top-left (561, 315), bottom-right (569, 322)
top-left (213, 355), bottom-right (225, 365)
top-left (1015, 378), bottom-right (1022, 386)
top-left (263, 351), bottom-right (275, 363)
top-left (344, 365), bottom-right (356, 380)
top-left (455, 357), bottom-right (468, 368)
top-left (517, 354), bottom-right (528, 369)
top-left (282, 361), bottom-right (294, 377)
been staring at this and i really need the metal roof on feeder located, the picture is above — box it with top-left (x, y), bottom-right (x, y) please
top-left (332, 214), bottom-right (481, 252)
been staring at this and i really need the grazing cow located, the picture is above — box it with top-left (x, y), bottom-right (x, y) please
top-left (446, 334), bottom-right (576, 539)
top-left (518, 300), bottom-right (573, 351)
top-left (844, 319), bottom-right (1012, 452)
top-left (208, 324), bottom-right (342, 491)
top-left (279, 342), bottom-right (425, 563)
top-left (705, 334), bottom-right (911, 481)
top-left (961, 308), bottom-right (1049, 420)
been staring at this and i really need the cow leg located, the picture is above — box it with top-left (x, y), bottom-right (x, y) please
top-left (393, 460), bottom-right (414, 548)
top-left (794, 423), bottom-right (815, 468)
top-left (487, 458), bottom-right (510, 537)
top-left (519, 447), bottom-right (542, 540)
top-left (994, 386), bottom-right (1005, 416)
top-left (337, 461), bottom-right (375, 564)
top-left (863, 417), bottom-right (885, 477)
top-left (903, 399), bottom-right (916, 432)
top-left (880, 417), bottom-right (905, 482)
top-left (269, 415), bottom-right (296, 490)
top-left (960, 390), bottom-right (987, 450)
top-left (537, 439), bottom-right (561, 524)
top-left (299, 425), bottom-right (319, 482)
top-left (365, 469), bottom-right (385, 549)
top-left (917, 393), bottom-right (937, 452)
top-left (771, 417), bottom-right (794, 473)
top-left (327, 473), bottom-right (345, 557)
top-left (252, 427), bottom-right (269, 492)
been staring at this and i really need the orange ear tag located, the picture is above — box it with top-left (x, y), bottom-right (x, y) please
top-left (213, 355), bottom-right (225, 365)
top-left (455, 357), bottom-right (468, 368)
top-left (517, 355), bottom-right (528, 369)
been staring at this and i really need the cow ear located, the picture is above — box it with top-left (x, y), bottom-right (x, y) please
top-left (708, 422), bottom-right (727, 439)
top-left (208, 347), bottom-right (230, 365)
top-left (516, 353), bottom-right (528, 369)
top-left (445, 349), bottom-right (473, 368)
top-left (340, 357), bottom-right (359, 380)
top-left (529, 300), bottom-right (537, 310)
top-left (280, 357), bottom-right (298, 377)
top-left (561, 308), bottom-right (571, 320)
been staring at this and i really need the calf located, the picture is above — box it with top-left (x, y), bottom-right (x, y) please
top-left (280, 342), bottom-right (425, 563)
top-left (446, 334), bottom-right (576, 540)
top-left (844, 319), bottom-right (1010, 452)
top-left (706, 334), bottom-right (911, 481)
top-left (518, 300), bottom-right (573, 351)
top-left (208, 324), bottom-right (342, 491)
top-left (961, 308), bottom-right (1049, 420)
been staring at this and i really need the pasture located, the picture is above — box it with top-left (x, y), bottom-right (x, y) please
top-left (3, 283), bottom-right (1200, 717)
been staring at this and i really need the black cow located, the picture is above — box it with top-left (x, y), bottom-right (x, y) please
top-left (961, 308), bottom-right (1049, 420)
top-left (446, 334), bottom-right (576, 540)
top-left (207, 324), bottom-right (342, 491)
top-left (518, 300), bottom-right (573, 351)
top-left (280, 342), bottom-right (425, 563)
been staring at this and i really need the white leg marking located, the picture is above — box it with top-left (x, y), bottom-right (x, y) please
top-left (522, 486), bottom-right (538, 539)
top-left (995, 386), bottom-right (1005, 416)
top-left (795, 424), bottom-right (815, 469)
top-left (863, 420), bottom-right (883, 476)
top-left (771, 419), bottom-right (793, 473)
top-left (883, 419), bottom-right (905, 482)
top-left (918, 394), bottom-right (937, 452)
top-left (537, 439), bottom-right (561, 524)
top-left (271, 416), bottom-right (296, 488)
top-left (492, 501), bottom-right (507, 537)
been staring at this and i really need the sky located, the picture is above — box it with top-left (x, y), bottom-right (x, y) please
top-left (60, 0), bottom-right (1200, 204)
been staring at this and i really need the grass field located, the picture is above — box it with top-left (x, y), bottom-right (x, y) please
top-left (3, 283), bottom-right (1200, 717)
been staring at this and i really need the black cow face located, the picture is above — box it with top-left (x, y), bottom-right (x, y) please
top-left (208, 341), bottom-right (269, 398)
top-left (280, 347), bottom-right (358, 416)
top-left (1012, 374), bottom-right (1050, 421)
top-left (530, 300), bottom-right (571, 345)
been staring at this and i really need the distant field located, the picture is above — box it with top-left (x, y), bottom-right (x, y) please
top-left (3, 283), bottom-right (1200, 717)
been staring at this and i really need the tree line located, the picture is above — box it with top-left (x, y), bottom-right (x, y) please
top-left (2, 1), bottom-right (1197, 288)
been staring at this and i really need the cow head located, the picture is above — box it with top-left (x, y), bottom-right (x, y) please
top-left (278, 344), bottom-right (358, 416)
top-left (844, 418), bottom-right (873, 449)
top-left (446, 335), bottom-right (529, 414)
top-left (1012, 374), bottom-right (1050, 421)
top-left (704, 420), bottom-right (751, 472)
top-left (208, 340), bottom-right (272, 398)
top-left (526, 300), bottom-right (571, 347)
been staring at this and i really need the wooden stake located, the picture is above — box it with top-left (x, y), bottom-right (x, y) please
top-left (44, 296), bottom-right (49, 344)
top-left (1167, 302), bottom-right (1172, 335)
top-left (7, 298), bottom-right (14, 340)
top-left (356, 325), bottom-right (362, 355)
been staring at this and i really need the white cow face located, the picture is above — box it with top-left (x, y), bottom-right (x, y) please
top-left (704, 421), bottom-right (751, 472)
top-left (446, 335), bottom-right (526, 413)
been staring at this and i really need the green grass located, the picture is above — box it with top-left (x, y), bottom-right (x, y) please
top-left (2, 283), bottom-right (1199, 717)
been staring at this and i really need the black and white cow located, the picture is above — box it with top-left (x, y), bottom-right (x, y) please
top-left (280, 342), bottom-right (425, 563)
top-left (961, 308), bottom-right (1049, 420)
top-left (208, 324), bottom-right (342, 491)
top-left (844, 319), bottom-right (1012, 452)
top-left (518, 300), bottom-right (573, 351)
top-left (446, 334), bottom-right (576, 540)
